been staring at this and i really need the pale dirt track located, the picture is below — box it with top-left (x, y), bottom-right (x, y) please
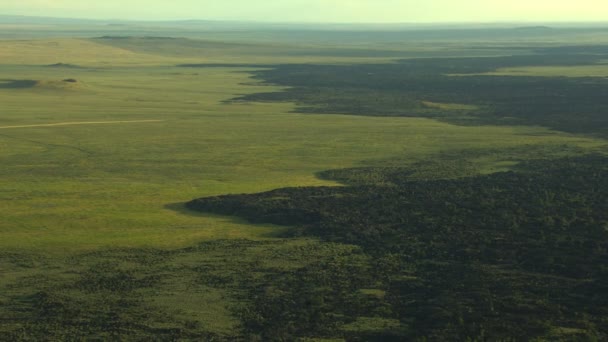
top-left (0, 120), bottom-right (165, 129)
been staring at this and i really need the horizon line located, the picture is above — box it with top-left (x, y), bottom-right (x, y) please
top-left (2, 14), bottom-right (608, 26)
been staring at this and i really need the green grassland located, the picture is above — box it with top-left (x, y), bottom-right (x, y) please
top-left (1, 60), bottom-right (603, 252)
top-left (464, 62), bottom-right (608, 77)
top-left (1, 32), bottom-right (607, 339)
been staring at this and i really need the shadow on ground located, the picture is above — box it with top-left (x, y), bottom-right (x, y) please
top-left (0, 79), bottom-right (37, 89)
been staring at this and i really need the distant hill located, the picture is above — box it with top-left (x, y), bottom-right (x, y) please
top-left (1, 15), bottom-right (605, 31)
top-left (0, 15), bottom-right (101, 24)
top-left (514, 25), bottom-right (553, 30)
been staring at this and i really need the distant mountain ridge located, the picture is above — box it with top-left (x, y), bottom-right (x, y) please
top-left (514, 25), bottom-right (553, 30)
top-left (1, 14), bottom-right (607, 31)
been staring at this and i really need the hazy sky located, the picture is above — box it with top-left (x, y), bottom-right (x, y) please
top-left (2, 0), bottom-right (607, 22)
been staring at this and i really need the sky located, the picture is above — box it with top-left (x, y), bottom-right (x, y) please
top-left (2, 0), bottom-right (607, 23)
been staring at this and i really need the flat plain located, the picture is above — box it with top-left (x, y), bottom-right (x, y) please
top-left (1, 23), bottom-right (607, 340)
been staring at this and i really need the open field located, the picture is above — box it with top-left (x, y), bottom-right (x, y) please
top-left (467, 63), bottom-right (608, 77)
top-left (1, 26), bottom-right (608, 339)
top-left (1, 60), bottom-right (604, 253)
top-left (0, 38), bottom-right (401, 66)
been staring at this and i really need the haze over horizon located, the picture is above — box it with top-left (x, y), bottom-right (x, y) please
top-left (2, 0), bottom-right (607, 23)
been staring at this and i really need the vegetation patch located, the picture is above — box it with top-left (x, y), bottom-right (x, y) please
top-left (227, 51), bottom-right (608, 136)
top-left (421, 100), bottom-right (479, 111)
top-left (0, 78), bottom-right (83, 90)
top-left (0, 239), bottom-right (373, 340)
top-left (33, 79), bottom-right (84, 90)
top-left (187, 155), bottom-right (608, 340)
top-left (45, 63), bottom-right (83, 69)
top-left (0, 79), bottom-right (38, 89)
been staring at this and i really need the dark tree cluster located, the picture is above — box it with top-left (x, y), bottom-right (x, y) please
top-left (224, 51), bottom-right (608, 137)
top-left (188, 155), bottom-right (608, 340)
